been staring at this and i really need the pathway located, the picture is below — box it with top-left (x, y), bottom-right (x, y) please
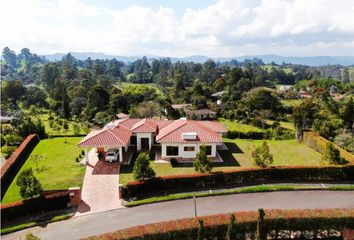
top-left (76, 149), bottom-right (123, 216)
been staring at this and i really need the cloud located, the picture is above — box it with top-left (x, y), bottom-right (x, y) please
top-left (0, 0), bottom-right (353, 57)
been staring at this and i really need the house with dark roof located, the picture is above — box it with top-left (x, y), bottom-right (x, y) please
top-left (184, 109), bottom-right (217, 120)
top-left (78, 117), bottom-right (227, 164)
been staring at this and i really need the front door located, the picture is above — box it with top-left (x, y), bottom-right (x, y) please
top-left (141, 138), bottom-right (149, 151)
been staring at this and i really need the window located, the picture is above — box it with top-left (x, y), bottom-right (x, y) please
top-left (205, 145), bottom-right (212, 155)
top-left (166, 146), bottom-right (179, 156)
top-left (184, 146), bottom-right (195, 152)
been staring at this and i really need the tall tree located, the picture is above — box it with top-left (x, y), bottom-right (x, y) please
top-left (293, 100), bottom-right (319, 141)
top-left (2, 47), bottom-right (17, 68)
top-left (1, 80), bottom-right (26, 105)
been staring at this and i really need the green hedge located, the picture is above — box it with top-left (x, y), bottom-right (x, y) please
top-left (1, 190), bottom-right (70, 222)
top-left (0, 134), bottom-right (40, 200)
top-left (122, 165), bottom-right (354, 200)
top-left (85, 209), bottom-right (354, 240)
top-left (226, 130), bottom-right (268, 139)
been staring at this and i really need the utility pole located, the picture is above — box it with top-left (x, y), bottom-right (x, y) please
top-left (194, 196), bottom-right (197, 217)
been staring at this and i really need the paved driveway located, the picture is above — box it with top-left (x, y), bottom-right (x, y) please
top-left (4, 190), bottom-right (354, 240)
top-left (76, 149), bottom-right (123, 216)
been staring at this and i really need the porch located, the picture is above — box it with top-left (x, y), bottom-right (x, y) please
top-left (152, 146), bottom-right (224, 163)
top-left (83, 145), bottom-right (134, 166)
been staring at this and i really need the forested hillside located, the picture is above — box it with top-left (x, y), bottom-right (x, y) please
top-left (1, 47), bottom-right (353, 156)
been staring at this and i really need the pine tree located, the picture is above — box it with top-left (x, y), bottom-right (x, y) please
top-left (133, 152), bottom-right (156, 181)
top-left (16, 168), bottom-right (42, 199)
top-left (194, 145), bottom-right (213, 173)
top-left (252, 141), bottom-right (274, 167)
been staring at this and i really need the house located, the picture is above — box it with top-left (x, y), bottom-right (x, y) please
top-left (184, 109), bottom-right (217, 120)
top-left (278, 85), bottom-right (293, 92)
top-left (78, 118), bottom-right (227, 164)
top-left (299, 90), bottom-right (312, 99)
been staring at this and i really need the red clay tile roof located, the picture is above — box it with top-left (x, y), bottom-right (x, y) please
top-left (78, 125), bottom-right (132, 147)
top-left (155, 120), bottom-right (223, 143)
top-left (131, 119), bottom-right (157, 133)
top-left (78, 118), bottom-right (226, 147)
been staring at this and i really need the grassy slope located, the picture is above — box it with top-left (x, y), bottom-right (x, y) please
top-left (2, 137), bottom-right (85, 203)
top-left (218, 118), bottom-right (265, 133)
top-left (120, 139), bottom-right (322, 184)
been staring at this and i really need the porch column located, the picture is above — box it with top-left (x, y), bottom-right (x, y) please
top-left (125, 145), bottom-right (128, 152)
top-left (149, 135), bottom-right (152, 150)
top-left (119, 146), bottom-right (123, 163)
top-left (85, 147), bottom-right (89, 164)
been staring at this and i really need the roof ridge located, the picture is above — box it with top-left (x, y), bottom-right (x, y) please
top-left (106, 128), bottom-right (125, 145)
top-left (156, 120), bottom-right (187, 141)
top-left (77, 128), bottom-right (107, 145)
top-left (189, 120), bottom-right (220, 138)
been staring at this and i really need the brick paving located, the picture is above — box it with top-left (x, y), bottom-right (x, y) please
top-left (75, 149), bottom-right (124, 216)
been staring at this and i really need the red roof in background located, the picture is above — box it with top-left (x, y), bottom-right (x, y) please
top-left (78, 118), bottom-right (226, 147)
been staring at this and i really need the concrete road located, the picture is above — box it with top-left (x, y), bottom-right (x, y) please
top-left (3, 190), bottom-right (354, 240)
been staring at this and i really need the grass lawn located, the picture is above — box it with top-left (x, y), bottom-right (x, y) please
top-left (265, 119), bottom-right (295, 130)
top-left (118, 82), bottom-right (163, 95)
top-left (119, 139), bottom-right (322, 184)
top-left (218, 118), bottom-right (265, 133)
top-left (2, 137), bottom-right (85, 203)
top-left (225, 138), bottom-right (322, 167)
top-left (33, 113), bottom-right (87, 136)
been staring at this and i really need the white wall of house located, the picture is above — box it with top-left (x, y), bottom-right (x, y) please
top-left (161, 143), bottom-right (217, 159)
top-left (136, 132), bottom-right (153, 150)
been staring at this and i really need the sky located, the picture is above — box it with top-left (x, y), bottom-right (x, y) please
top-left (1, 0), bottom-right (354, 58)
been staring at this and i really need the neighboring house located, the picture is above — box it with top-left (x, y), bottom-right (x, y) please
top-left (171, 104), bottom-right (191, 110)
top-left (0, 115), bottom-right (15, 123)
top-left (78, 118), bottom-right (227, 163)
top-left (184, 109), bottom-right (217, 120)
top-left (299, 90), bottom-right (312, 99)
top-left (278, 85), bottom-right (293, 92)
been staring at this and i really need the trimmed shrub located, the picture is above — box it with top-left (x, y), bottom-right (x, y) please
top-left (1, 190), bottom-right (70, 222)
top-left (83, 209), bottom-right (354, 240)
top-left (1, 134), bottom-right (40, 200)
top-left (121, 165), bottom-right (354, 200)
top-left (226, 131), bottom-right (266, 140)
top-left (170, 158), bottom-right (178, 167)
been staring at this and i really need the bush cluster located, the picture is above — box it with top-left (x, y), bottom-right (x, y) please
top-left (1, 190), bottom-right (70, 222)
top-left (1, 134), bottom-right (40, 200)
top-left (121, 165), bottom-right (354, 200)
top-left (84, 209), bottom-right (354, 240)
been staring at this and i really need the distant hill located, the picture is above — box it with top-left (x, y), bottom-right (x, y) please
top-left (44, 52), bottom-right (354, 66)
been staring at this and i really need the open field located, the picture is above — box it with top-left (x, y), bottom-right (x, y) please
top-left (2, 137), bottom-right (85, 203)
top-left (119, 138), bottom-right (323, 184)
top-left (265, 119), bottom-right (295, 130)
top-left (218, 118), bottom-right (265, 133)
top-left (32, 112), bottom-right (87, 136)
top-left (117, 82), bottom-right (163, 95)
